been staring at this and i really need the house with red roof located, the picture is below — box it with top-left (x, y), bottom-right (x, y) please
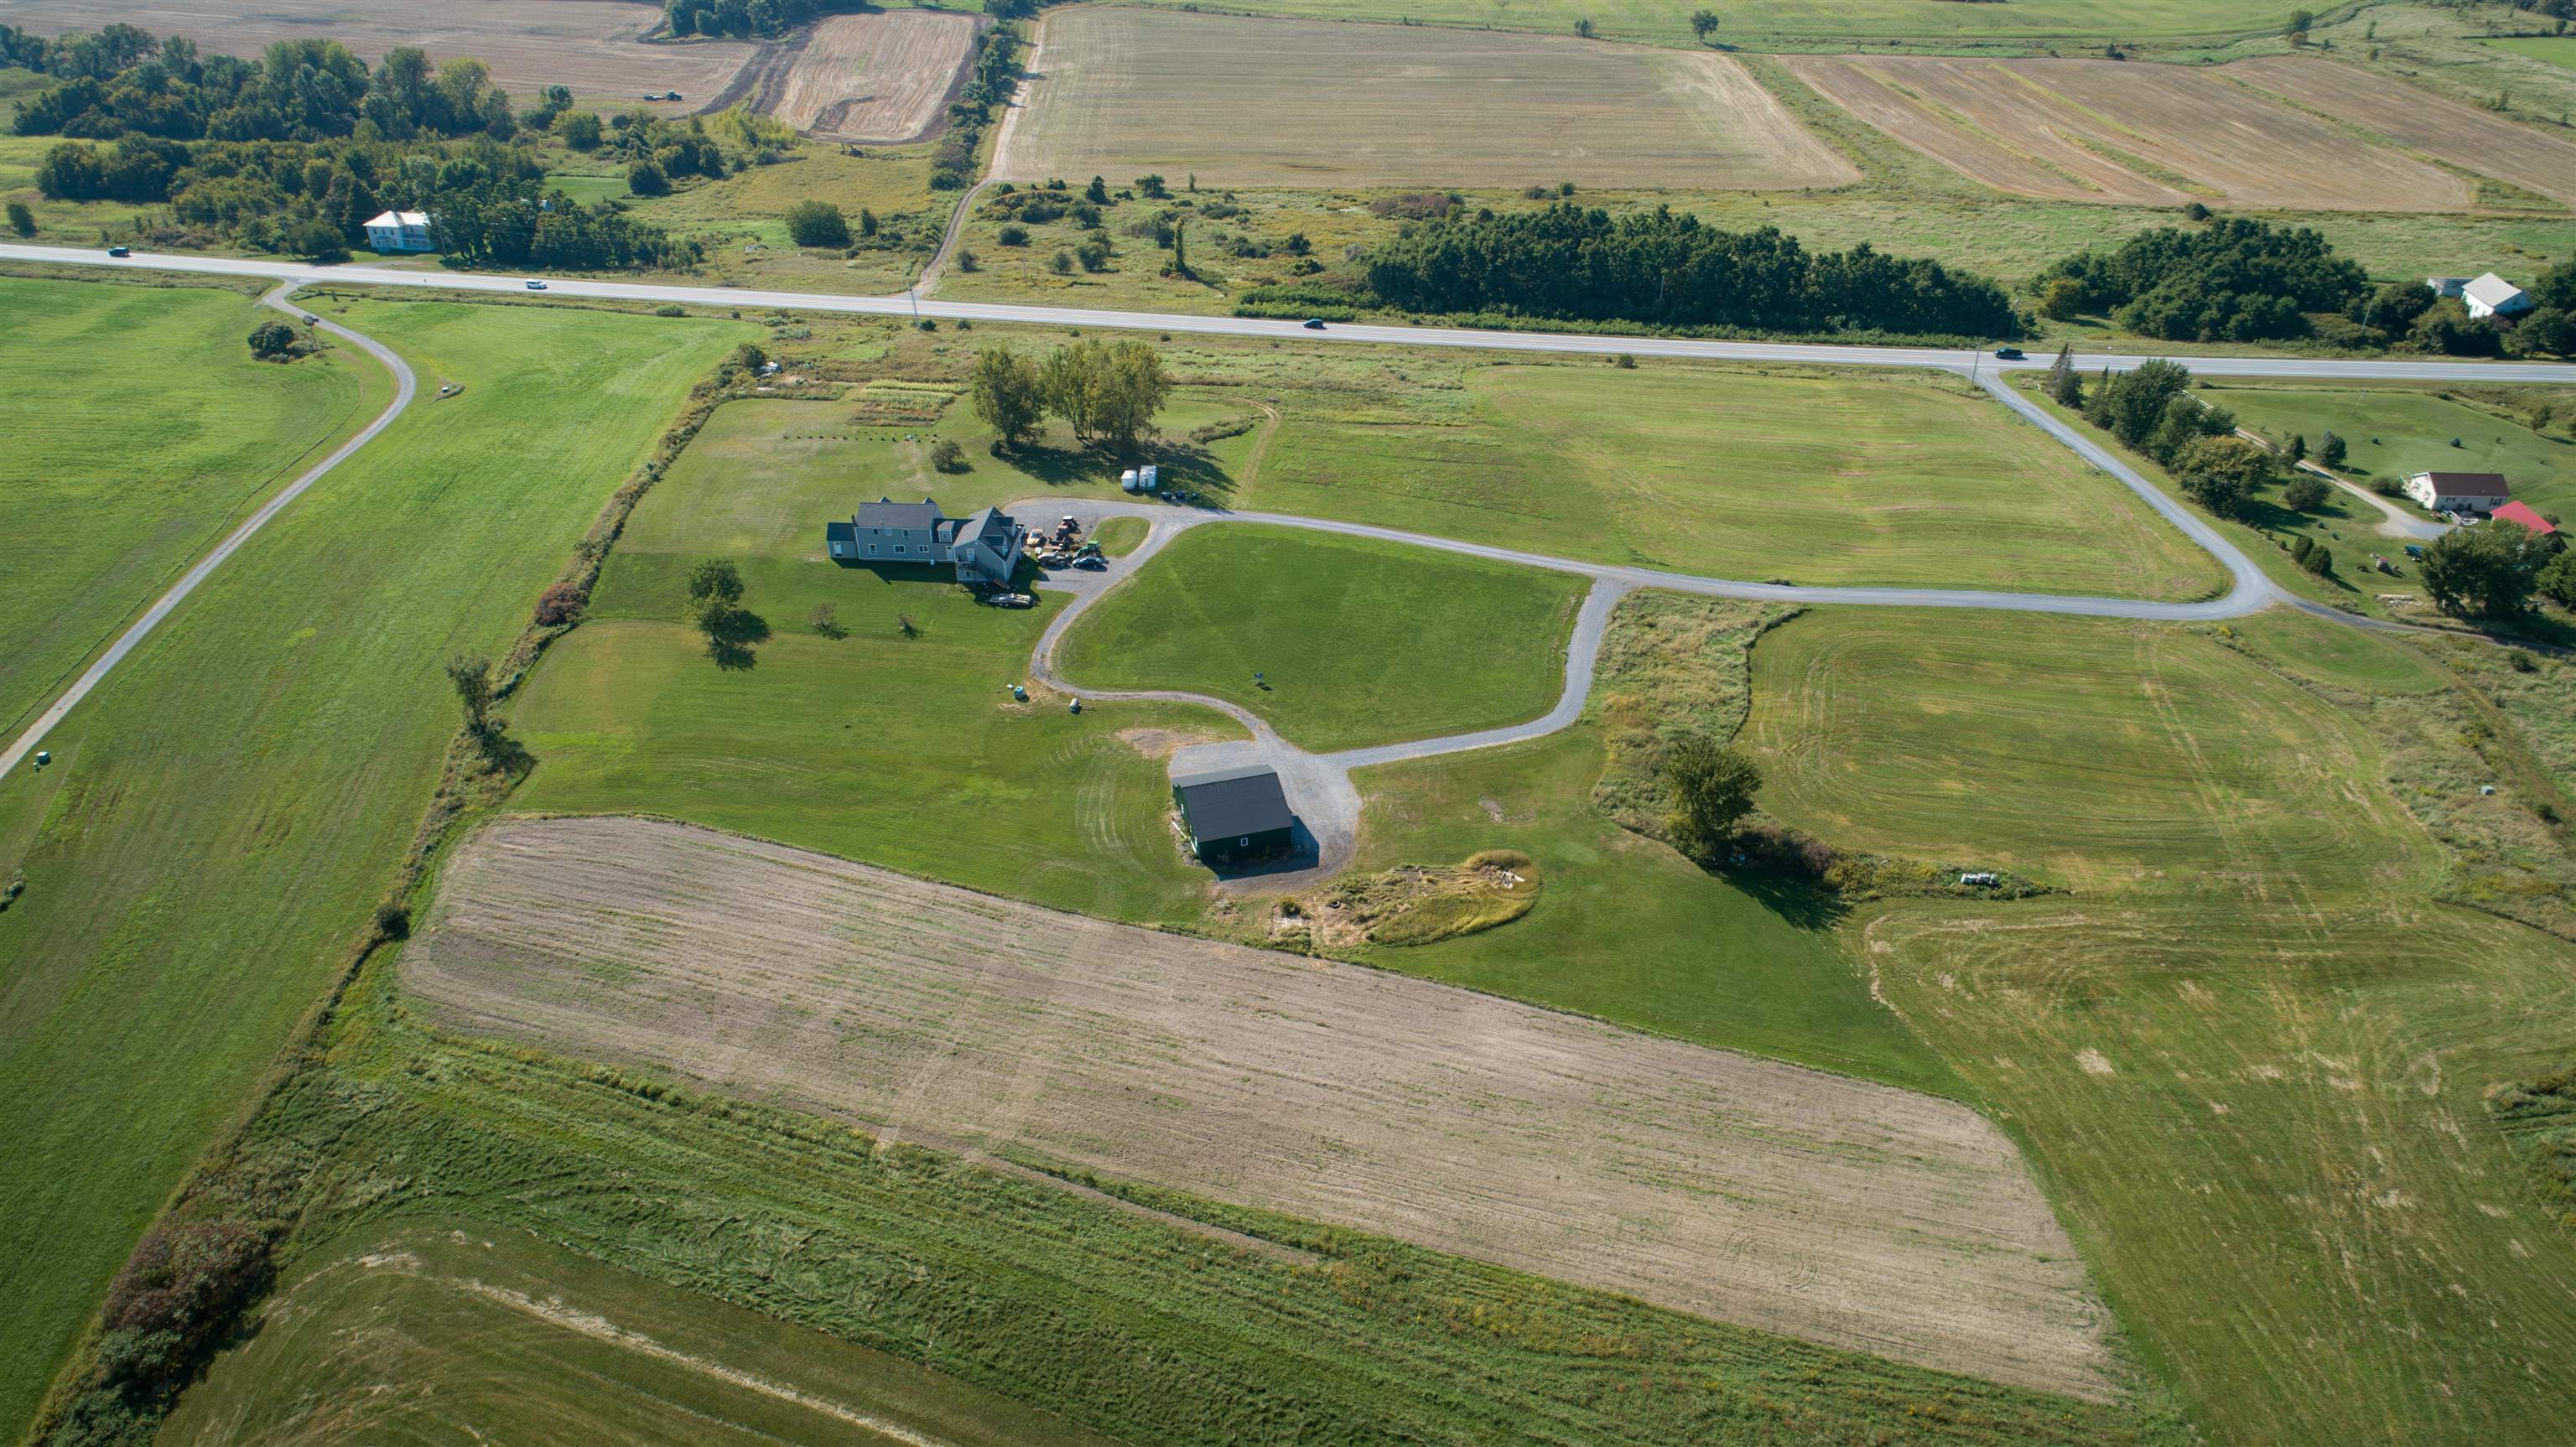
top-left (2490, 500), bottom-right (2557, 537)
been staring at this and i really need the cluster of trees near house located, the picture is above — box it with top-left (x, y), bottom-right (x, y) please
top-left (2053, 355), bottom-right (2280, 520)
top-left (970, 340), bottom-right (1171, 454)
top-left (2048, 351), bottom-right (2576, 618)
top-left (4, 23), bottom-right (703, 268)
top-left (2035, 213), bottom-right (2576, 355)
top-left (1349, 204), bottom-right (2022, 340)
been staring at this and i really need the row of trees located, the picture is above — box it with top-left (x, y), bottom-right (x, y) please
top-left (2034, 217), bottom-right (2367, 343)
top-left (969, 340), bottom-right (1171, 453)
top-left (1359, 204), bottom-right (2021, 338)
top-left (6, 25), bottom-right (530, 145)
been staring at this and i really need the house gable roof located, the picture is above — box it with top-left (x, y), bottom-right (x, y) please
top-left (2463, 272), bottom-right (2529, 310)
top-left (2412, 471), bottom-right (2511, 495)
top-left (1172, 765), bottom-right (1294, 840)
top-left (2491, 500), bottom-right (2556, 536)
top-left (365, 210), bottom-right (428, 228)
top-left (854, 496), bottom-right (943, 531)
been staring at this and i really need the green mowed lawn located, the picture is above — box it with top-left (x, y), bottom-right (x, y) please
top-left (1239, 366), bottom-right (2226, 599)
top-left (1740, 609), bottom-right (2437, 895)
top-left (167, 1221), bottom-right (1123, 1447)
top-left (1054, 526), bottom-right (1591, 752)
top-left (2208, 381), bottom-right (2576, 518)
top-left (1340, 723), bottom-right (1959, 1093)
top-left (0, 277), bottom-right (375, 734)
top-left (0, 293), bottom-right (750, 1439)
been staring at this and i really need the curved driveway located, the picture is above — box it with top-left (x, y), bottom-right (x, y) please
top-left (0, 283), bottom-right (417, 776)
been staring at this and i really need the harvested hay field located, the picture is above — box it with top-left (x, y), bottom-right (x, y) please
top-left (0, 0), bottom-right (756, 108)
top-left (995, 9), bottom-right (1855, 189)
top-left (767, 11), bottom-right (981, 144)
top-left (1786, 54), bottom-right (2468, 210)
top-left (406, 815), bottom-right (2113, 1399)
top-left (2225, 55), bottom-right (2576, 210)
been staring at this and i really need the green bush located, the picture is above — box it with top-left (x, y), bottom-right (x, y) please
top-left (783, 200), bottom-right (849, 248)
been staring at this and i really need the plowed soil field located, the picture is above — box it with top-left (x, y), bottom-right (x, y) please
top-left (1786, 54), bottom-right (2469, 210)
top-left (995, 9), bottom-right (1856, 189)
top-left (769, 10), bottom-right (980, 143)
top-left (2225, 54), bottom-right (2576, 210)
top-left (0, 0), bottom-right (755, 108)
top-left (405, 815), bottom-right (2114, 1400)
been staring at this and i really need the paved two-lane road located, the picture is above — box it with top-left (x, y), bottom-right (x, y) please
top-left (11, 243), bottom-right (2576, 383)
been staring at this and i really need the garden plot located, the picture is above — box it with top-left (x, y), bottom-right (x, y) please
top-left (995, 9), bottom-right (1855, 189)
top-left (406, 814), bottom-right (2116, 1401)
top-left (1786, 54), bottom-right (2469, 210)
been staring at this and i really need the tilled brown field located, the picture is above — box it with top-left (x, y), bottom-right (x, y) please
top-left (2225, 54), bottom-right (2576, 210)
top-left (768, 11), bottom-right (980, 144)
top-left (407, 815), bottom-right (2114, 1400)
top-left (995, 9), bottom-right (1855, 189)
top-left (1787, 54), bottom-right (2469, 210)
top-left (0, 0), bottom-right (756, 108)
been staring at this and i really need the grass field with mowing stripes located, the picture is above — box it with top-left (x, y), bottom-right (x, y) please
top-left (0, 292), bottom-right (750, 1439)
top-left (1233, 366), bottom-right (2228, 599)
top-left (166, 1222), bottom-right (1124, 1447)
top-left (1742, 606), bottom-right (2576, 1446)
top-left (0, 276), bottom-right (376, 735)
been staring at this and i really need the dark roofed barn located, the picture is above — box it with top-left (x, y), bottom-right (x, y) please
top-left (1172, 765), bottom-right (1295, 867)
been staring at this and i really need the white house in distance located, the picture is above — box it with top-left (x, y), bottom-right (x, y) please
top-left (362, 210), bottom-right (434, 253)
top-left (2428, 272), bottom-right (2534, 320)
top-left (2405, 471), bottom-right (2512, 514)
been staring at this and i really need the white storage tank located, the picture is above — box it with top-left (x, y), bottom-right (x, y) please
top-left (1119, 469), bottom-right (1139, 493)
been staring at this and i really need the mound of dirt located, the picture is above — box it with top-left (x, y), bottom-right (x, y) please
top-left (1285, 849), bottom-right (1539, 947)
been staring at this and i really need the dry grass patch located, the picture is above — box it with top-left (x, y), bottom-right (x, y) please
top-left (769, 11), bottom-right (980, 143)
top-left (406, 814), bottom-right (2115, 1400)
top-left (2225, 54), bottom-right (2576, 210)
top-left (1284, 849), bottom-right (1539, 947)
top-left (1, 0), bottom-right (756, 110)
top-left (997, 9), bottom-right (1854, 189)
top-left (1787, 54), bottom-right (2468, 210)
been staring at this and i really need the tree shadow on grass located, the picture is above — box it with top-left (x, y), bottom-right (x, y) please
top-left (1716, 865), bottom-right (1853, 933)
top-left (997, 437), bottom-right (1239, 505)
top-left (472, 727), bottom-right (535, 781)
top-left (704, 608), bottom-right (771, 672)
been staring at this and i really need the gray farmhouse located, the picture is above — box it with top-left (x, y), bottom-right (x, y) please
top-left (827, 497), bottom-right (1026, 587)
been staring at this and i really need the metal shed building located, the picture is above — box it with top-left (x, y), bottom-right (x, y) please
top-left (1171, 765), bottom-right (1295, 866)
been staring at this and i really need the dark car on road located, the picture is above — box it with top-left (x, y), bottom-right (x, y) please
top-left (1992, 346), bottom-right (2025, 360)
top-left (106, 246), bottom-right (130, 257)
top-left (1303, 318), bottom-right (1327, 329)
